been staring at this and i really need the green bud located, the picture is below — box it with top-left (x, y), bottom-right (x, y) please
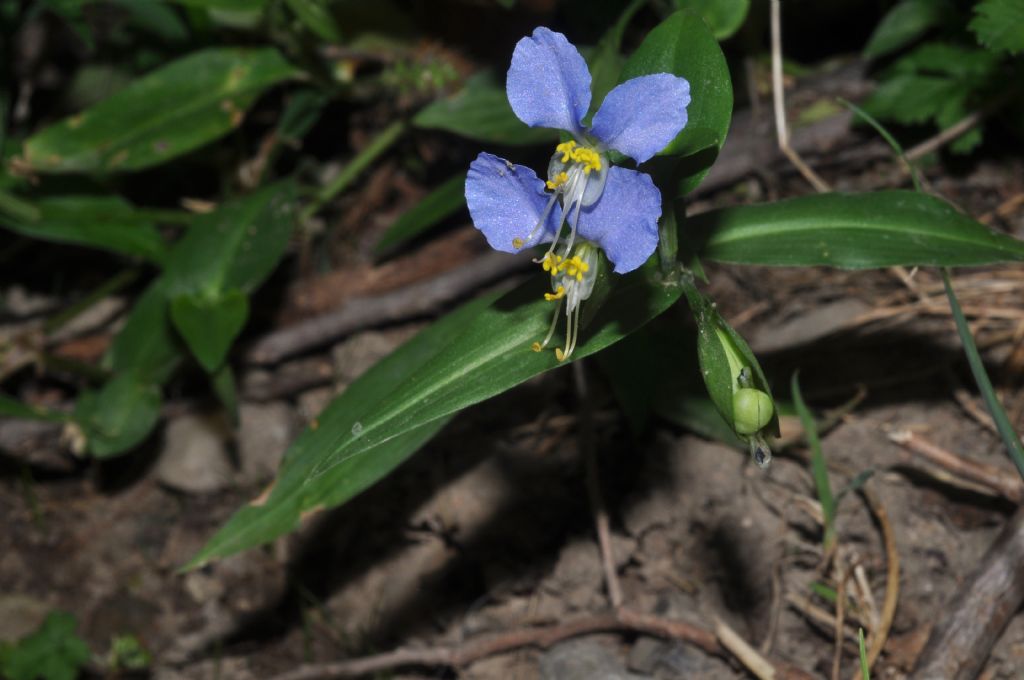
top-left (732, 388), bottom-right (774, 435)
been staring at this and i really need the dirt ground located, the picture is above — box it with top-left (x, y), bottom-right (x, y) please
top-left (4, 64), bottom-right (1024, 680)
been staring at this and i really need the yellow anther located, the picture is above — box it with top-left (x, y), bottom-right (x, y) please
top-left (545, 171), bottom-right (569, 190)
top-left (571, 147), bottom-right (602, 174)
top-left (531, 341), bottom-right (543, 352)
top-left (555, 347), bottom-right (567, 361)
top-left (512, 237), bottom-right (524, 249)
top-left (555, 140), bottom-right (577, 163)
top-left (544, 285), bottom-right (566, 301)
top-left (541, 252), bottom-right (562, 274)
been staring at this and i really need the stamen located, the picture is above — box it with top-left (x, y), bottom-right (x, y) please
top-left (514, 189), bottom-right (560, 250)
top-left (556, 302), bottom-right (583, 361)
top-left (545, 171), bottom-right (569, 190)
top-left (555, 140), bottom-right (577, 163)
top-left (533, 297), bottom-right (564, 352)
top-left (544, 285), bottom-right (566, 301)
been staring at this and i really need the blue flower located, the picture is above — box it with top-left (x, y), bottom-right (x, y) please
top-left (465, 27), bottom-right (690, 360)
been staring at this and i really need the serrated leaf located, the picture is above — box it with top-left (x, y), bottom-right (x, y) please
top-left (970, 0), bottom-right (1024, 54)
top-left (693, 191), bottom-right (1024, 268)
top-left (170, 289), bottom-right (249, 372)
top-left (23, 48), bottom-right (297, 173)
top-left (374, 172), bottom-right (465, 254)
top-left (413, 72), bottom-right (557, 146)
top-left (0, 195), bottom-right (167, 263)
top-left (74, 373), bottom-right (162, 458)
top-left (864, 0), bottom-right (954, 59)
top-left (861, 73), bottom-right (957, 125)
top-left (0, 611), bottom-right (91, 680)
top-left (190, 259), bottom-right (684, 566)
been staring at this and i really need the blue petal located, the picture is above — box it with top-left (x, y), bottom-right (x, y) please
top-left (590, 74), bottom-right (690, 164)
top-left (577, 166), bottom-right (660, 273)
top-left (465, 152), bottom-right (562, 254)
top-left (506, 27), bottom-right (592, 135)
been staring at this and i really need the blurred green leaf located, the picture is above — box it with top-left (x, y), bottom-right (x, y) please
top-left (0, 195), bottom-right (167, 264)
top-left (588, 0), bottom-right (647, 108)
top-left (619, 9), bottom-right (732, 193)
top-left (0, 394), bottom-right (67, 422)
top-left (863, 0), bottom-right (953, 59)
top-left (170, 289), bottom-right (248, 372)
top-left (106, 278), bottom-right (184, 385)
top-left (167, 0), bottom-right (267, 9)
top-left (23, 48), bottom-right (297, 173)
top-left (285, 0), bottom-right (343, 42)
top-left (190, 258), bottom-right (684, 565)
top-left (970, 0), bottom-right (1024, 54)
top-left (109, 0), bottom-right (190, 42)
top-left (693, 191), bottom-right (1024, 268)
top-left (413, 72), bottom-right (557, 146)
top-left (165, 182), bottom-right (295, 371)
top-left (374, 172), bottom-right (465, 254)
top-left (0, 611), bottom-right (91, 680)
top-left (74, 373), bottom-right (162, 458)
top-left (674, 0), bottom-right (750, 40)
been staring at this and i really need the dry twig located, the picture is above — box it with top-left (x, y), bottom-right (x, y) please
top-left (911, 508), bottom-right (1024, 679)
top-left (261, 607), bottom-right (815, 680)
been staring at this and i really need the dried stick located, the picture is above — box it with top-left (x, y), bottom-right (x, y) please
top-left (911, 508), bottom-right (1024, 680)
top-left (888, 430), bottom-right (1024, 504)
top-left (715, 617), bottom-right (778, 680)
top-left (854, 486), bottom-right (900, 680)
top-left (769, 0), bottom-right (831, 193)
top-left (245, 250), bottom-right (531, 365)
top-left (573, 361), bottom-right (623, 609)
top-left (262, 608), bottom-right (815, 680)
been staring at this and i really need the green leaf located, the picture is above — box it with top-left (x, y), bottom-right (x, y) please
top-left (587, 0), bottom-right (647, 108)
top-left (285, 0), bottom-right (343, 42)
top-left (0, 195), bottom-right (167, 263)
top-left (190, 260), bottom-right (684, 566)
top-left (0, 394), bottom-right (67, 422)
top-left (0, 611), bottom-right (91, 680)
top-left (23, 48), bottom-right (297, 173)
top-left (673, 0), bottom-right (750, 40)
top-left (166, 0), bottom-right (267, 9)
top-left (165, 181), bottom-right (296, 298)
top-left (861, 73), bottom-right (957, 125)
top-left (374, 172), bottom-right (465, 254)
top-left (108, 0), bottom-right (190, 42)
top-left (619, 9), bottom-right (732, 192)
top-left (74, 373), bottom-right (161, 457)
top-left (693, 191), bottom-right (1024, 268)
top-left (863, 0), bottom-right (953, 59)
top-left (106, 278), bottom-right (184, 385)
top-left (970, 0), bottom-right (1024, 54)
top-left (170, 289), bottom-right (249, 372)
top-left (413, 72), bottom-right (557, 146)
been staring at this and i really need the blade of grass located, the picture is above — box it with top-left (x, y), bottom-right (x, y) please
top-left (792, 371), bottom-right (836, 550)
top-left (837, 97), bottom-right (922, 193)
top-left (301, 120), bottom-right (406, 221)
top-left (858, 628), bottom-right (870, 680)
top-left (942, 269), bottom-right (1024, 479)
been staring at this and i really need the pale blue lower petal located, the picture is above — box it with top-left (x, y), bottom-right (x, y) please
top-left (465, 152), bottom-right (562, 254)
top-left (590, 74), bottom-right (690, 164)
top-left (506, 27), bottom-right (591, 135)
top-left (577, 166), bottom-right (660, 273)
